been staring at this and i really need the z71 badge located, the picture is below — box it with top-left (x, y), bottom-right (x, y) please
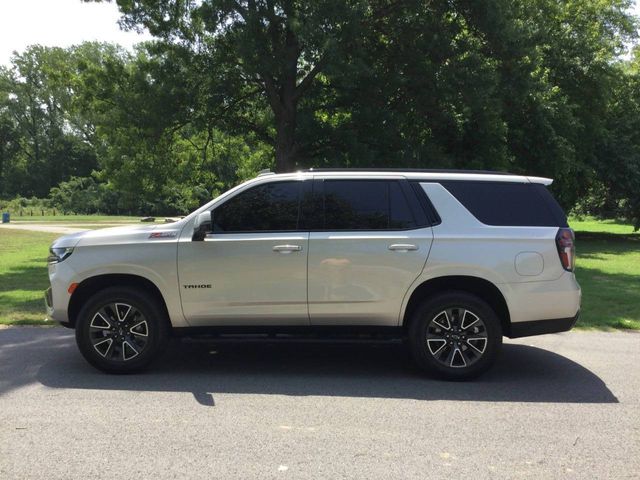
top-left (149, 231), bottom-right (178, 239)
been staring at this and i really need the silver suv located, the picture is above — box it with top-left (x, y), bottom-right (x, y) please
top-left (46, 169), bottom-right (581, 379)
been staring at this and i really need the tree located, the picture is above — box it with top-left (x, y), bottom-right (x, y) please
top-left (1, 1), bottom-right (638, 223)
top-left (69, 41), bottom-right (273, 213)
top-left (0, 46), bottom-right (98, 197)
top-left (87, 0), bottom-right (391, 172)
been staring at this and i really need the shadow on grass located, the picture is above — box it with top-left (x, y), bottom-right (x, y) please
top-left (575, 232), bottom-right (640, 258)
top-left (573, 232), bottom-right (640, 330)
top-left (0, 293), bottom-right (48, 313)
top-left (0, 259), bottom-right (50, 324)
top-left (575, 231), bottom-right (640, 242)
top-left (0, 328), bottom-right (618, 405)
top-left (0, 262), bottom-right (49, 292)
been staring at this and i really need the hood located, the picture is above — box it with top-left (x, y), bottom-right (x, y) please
top-left (51, 223), bottom-right (182, 249)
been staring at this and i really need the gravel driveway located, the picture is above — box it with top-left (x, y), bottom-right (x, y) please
top-left (0, 222), bottom-right (134, 234)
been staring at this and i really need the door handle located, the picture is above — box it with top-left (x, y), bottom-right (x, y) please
top-left (388, 243), bottom-right (418, 252)
top-left (273, 244), bottom-right (302, 253)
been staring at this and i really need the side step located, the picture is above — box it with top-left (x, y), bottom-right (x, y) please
top-left (172, 325), bottom-right (406, 344)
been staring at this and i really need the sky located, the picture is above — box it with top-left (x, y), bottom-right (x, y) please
top-left (0, 0), bottom-right (152, 66)
top-left (0, 0), bottom-right (639, 67)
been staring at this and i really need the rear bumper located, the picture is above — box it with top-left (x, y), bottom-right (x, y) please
top-left (507, 310), bottom-right (580, 338)
top-left (502, 271), bottom-right (581, 324)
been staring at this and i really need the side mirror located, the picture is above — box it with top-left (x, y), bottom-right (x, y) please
top-left (192, 211), bottom-right (213, 241)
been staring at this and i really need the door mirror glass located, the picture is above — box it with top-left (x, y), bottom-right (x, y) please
top-left (192, 211), bottom-right (212, 241)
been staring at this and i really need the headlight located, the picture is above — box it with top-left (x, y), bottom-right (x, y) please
top-left (48, 247), bottom-right (74, 263)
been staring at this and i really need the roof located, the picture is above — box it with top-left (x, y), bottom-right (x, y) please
top-left (257, 169), bottom-right (553, 185)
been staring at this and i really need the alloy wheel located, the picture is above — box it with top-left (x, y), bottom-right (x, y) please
top-left (89, 303), bottom-right (150, 362)
top-left (425, 307), bottom-right (488, 368)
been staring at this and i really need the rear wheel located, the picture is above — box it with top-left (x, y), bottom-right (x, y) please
top-left (75, 287), bottom-right (169, 373)
top-left (408, 291), bottom-right (502, 380)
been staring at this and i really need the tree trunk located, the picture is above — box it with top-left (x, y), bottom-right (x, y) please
top-left (274, 104), bottom-right (297, 173)
top-left (271, 13), bottom-right (300, 173)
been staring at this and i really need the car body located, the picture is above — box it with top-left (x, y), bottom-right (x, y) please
top-left (46, 169), bottom-right (581, 378)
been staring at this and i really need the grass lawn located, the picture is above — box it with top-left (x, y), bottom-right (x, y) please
top-left (0, 217), bottom-right (638, 329)
top-left (568, 216), bottom-right (638, 235)
top-left (569, 217), bottom-right (640, 330)
top-left (574, 234), bottom-right (640, 330)
top-left (0, 229), bottom-right (59, 325)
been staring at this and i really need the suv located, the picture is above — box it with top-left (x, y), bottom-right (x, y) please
top-left (45, 170), bottom-right (581, 379)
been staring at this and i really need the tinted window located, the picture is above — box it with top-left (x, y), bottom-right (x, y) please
top-left (390, 182), bottom-right (416, 228)
top-left (440, 181), bottom-right (568, 227)
top-left (214, 181), bottom-right (301, 232)
top-left (323, 180), bottom-right (416, 230)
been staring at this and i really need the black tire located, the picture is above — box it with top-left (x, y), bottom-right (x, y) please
top-left (408, 291), bottom-right (502, 380)
top-left (75, 287), bottom-right (169, 373)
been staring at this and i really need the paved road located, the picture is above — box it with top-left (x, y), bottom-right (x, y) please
top-left (1, 328), bottom-right (638, 479)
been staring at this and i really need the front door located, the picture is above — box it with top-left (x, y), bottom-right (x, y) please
top-left (178, 180), bottom-right (310, 326)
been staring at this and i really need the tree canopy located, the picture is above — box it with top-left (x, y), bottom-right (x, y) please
top-left (0, 0), bottom-right (639, 226)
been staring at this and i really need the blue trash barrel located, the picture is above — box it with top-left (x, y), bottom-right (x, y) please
top-left (2, 212), bottom-right (9, 223)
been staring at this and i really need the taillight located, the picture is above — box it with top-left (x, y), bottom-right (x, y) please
top-left (556, 228), bottom-right (575, 271)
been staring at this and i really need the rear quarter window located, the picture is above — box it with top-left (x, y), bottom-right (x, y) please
top-left (439, 181), bottom-right (568, 227)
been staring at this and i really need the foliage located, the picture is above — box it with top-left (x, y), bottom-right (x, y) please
top-left (0, 196), bottom-right (51, 214)
top-left (49, 176), bottom-right (117, 214)
top-left (0, 46), bottom-right (98, 197)
top-left (0, 1), bottom-right (639, 222)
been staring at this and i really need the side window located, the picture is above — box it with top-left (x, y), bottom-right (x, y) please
top-left (213, 181), bottom-right (301, 232)
top-left (389, 182), bottom-right (416, 229)
top-left (323, 180), bottom-right (417, 230)
top-left (440, 181), bottom-right (568, 227)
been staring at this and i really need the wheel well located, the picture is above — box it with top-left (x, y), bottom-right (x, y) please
top-left (67, 274), bottom-right (170, 328)
top-left (402, 276), bottom-right (511, 335)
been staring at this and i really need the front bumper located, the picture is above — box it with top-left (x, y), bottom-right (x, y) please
top-left (45, 287), bottom-right (72, 328)
top-left (44, 287), bottom-right (53, 313)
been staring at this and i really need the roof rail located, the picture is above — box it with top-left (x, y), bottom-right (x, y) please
top-left (257, 169), bottom-right (275, 177)
top-left (303, 168), bottom-right (513, 175)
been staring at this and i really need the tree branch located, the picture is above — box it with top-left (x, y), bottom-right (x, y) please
top-left (294, 56), bottom-right (326, 101)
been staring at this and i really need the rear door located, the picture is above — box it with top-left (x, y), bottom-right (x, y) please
top-left (307, 177), bottom-right (433, 326)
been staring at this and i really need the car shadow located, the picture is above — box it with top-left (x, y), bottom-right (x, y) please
top-left (0, 328), bottom-right (618, 405)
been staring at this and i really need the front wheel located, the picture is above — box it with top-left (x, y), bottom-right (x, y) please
top-left (75, 287), bottom-right (169, 373)
top-left (408, 291), bottom-right (502, 380)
